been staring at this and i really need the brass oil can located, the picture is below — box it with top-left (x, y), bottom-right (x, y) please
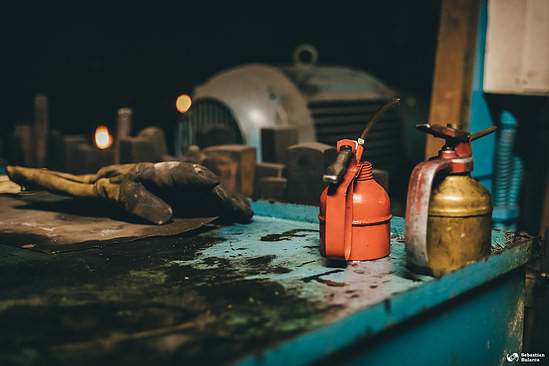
top-left (405, 124), bottom-right (496, 277)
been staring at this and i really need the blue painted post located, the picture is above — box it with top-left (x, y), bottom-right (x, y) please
top-left (509, 156), bottom-right (523, 209)
top-left (467, 0), bottom-right (524, 230)
top-left (468, 0), bottom-right (496, 194)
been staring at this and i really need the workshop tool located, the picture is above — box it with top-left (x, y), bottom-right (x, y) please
top-left (120, 127), bottom-right (171, 164)
top-left (254, 162), bottom-right (286, 200)
top-left (260, 126), bottom-right (298, 164)
top-left (258, 177), bottom-right (287, 202)
top-left (405, 123), bottom-right (497, 277)
top-left (319, 99), bottom-right (398, 261)
top-left (287, 142), bottom-right (336, 205)
top-left (202, 145), bottom-right (257, 197)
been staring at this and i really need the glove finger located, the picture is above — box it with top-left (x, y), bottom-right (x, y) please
top-left (213, 185), bottom-right (254, 223)
top-left (117, 178), bottom-right (173, 225)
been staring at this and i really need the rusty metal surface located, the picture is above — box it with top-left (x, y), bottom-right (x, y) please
top-left (405, 158), bottom-right (459, 268)
top-left (0, 192), bottom-right (217, 254)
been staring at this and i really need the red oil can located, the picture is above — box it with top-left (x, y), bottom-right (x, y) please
top-left (319, 139), bottom-right (391, 261)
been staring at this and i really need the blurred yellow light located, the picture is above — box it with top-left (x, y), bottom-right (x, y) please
top-left (95, 126), bottom-right (112, 149)
top-left (176, 94), bottom-right (192, 113)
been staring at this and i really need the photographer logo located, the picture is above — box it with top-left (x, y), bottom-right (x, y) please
top-left (507, 353), bottom-right (519, 362)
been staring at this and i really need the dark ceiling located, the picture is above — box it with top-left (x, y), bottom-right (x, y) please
top-left (1, 2), bottom-right (441, 140)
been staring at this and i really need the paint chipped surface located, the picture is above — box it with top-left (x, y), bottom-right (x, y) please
top-left (0, 200), bottom-right (534, 365)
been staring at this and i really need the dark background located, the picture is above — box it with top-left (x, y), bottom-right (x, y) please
top-left (1, 2), bottom-right (441, 144)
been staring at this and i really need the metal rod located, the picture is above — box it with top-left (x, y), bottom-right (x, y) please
top-left (470, 125), bottom-right (497, 141)
top-left (33, 94), bottom-right (49, 168)
top-left (116, 108), bottom-right (132, 163)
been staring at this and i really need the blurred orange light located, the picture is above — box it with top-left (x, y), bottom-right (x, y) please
top-left (176, 94), bottom-right (192, 113)
top-left (95, 126), bottom-right (112, 149)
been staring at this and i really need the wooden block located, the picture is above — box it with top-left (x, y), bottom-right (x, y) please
top-left (74, 144), bottom-right (115, 174)
top-left (196, 125), bottom-right (240, 149)
top-left (286, 142), bottom-right (336, 206)
top-left (254, 162), bottom-right (286, 199)
top-left (119, 137), bottom-right (156, 164)
top-left (137, 127), bottom-right (168, 161)
top-left (203, 144), bottom-right (257, 197)
top-left (426, 0), bottom-right (481, 159)
top-left (259, 177), bottom-right (287, 202)
top-left (261, 126), bottom-right (299, 164)
top-left (62, 135), bottom-right (89, 173)
top-left (46, 129), bottom-right (64, 171)
top-left (119, 131), bottom-right (166, 164)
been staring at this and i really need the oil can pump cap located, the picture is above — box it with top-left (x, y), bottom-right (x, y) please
top-left (416, 123), bottom-right (470, 142)
top-left (416, 123), bottom-right (497, 146)
top-left (417, 123), bottom-right (497, 159)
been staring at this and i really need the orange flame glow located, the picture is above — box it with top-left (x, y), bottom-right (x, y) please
top-left (176, 94), bottom-right (192, 113)
top-left (94, 126), bottom-right (112, 149)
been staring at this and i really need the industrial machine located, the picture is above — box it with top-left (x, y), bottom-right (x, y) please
top-left (176, 45), bottom-right (402, 179)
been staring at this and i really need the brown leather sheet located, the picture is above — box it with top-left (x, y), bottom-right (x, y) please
top-left (0, 192), bottom-right (217, 254)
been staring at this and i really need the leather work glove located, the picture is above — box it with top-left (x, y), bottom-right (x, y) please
top-left (6, 161), bottom-right (253, 225)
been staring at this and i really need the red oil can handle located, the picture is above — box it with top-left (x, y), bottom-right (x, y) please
top-left (322, 139), bottom-right (357, 185)
top-left (324, 140), bottom-right (357, 260)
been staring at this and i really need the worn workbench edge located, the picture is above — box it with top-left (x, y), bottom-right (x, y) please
top-left (236, 204), bottom-right (533, 366)
top-left (251, 200), bottom-right (320, 224)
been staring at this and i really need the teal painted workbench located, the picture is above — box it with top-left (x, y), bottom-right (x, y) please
top-left (0, 200), bottom-right (534, 365)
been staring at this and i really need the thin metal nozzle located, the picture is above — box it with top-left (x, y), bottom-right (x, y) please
top-left (359, 98), bottom-right (401, 142)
